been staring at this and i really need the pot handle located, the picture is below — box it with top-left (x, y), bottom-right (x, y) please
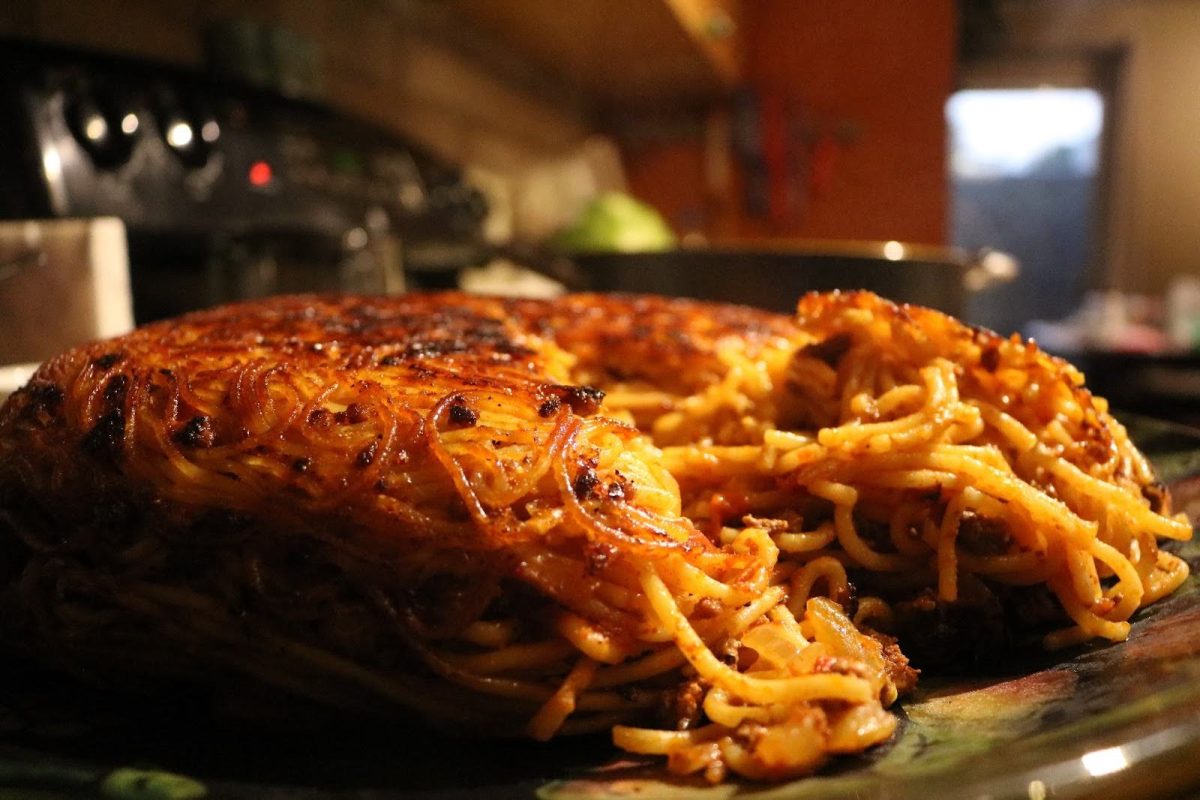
top-left (963, 248), bottom-right (1019, 291)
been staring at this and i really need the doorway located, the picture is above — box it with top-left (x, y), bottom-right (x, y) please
top-left (947, 54), bottom-right (1117, 337)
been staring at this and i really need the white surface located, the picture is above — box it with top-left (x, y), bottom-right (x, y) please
top-left (87, 217), bottom-right (134, 339)
top-left (0, 217), bottom-right (133, 364)
top-left (0, 362), bottom-right (40, 405)
top-left (459, 260), bottom-right (565, 300)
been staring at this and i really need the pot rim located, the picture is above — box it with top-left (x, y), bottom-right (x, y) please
top-left (566, 239), bottom-right (984, 266)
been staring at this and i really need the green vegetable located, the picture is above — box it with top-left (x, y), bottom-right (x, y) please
top-left (100, 769), bottom-right (207, 800)
top-left (551, 192), bottom-right (676, 254)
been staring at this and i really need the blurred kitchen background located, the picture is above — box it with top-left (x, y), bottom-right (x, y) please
top-left (0, 0), bottom-right (1198, 424)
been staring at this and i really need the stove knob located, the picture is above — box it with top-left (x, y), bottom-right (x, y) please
top-left (160, 113), bottom-right (205, 168)
top-left (65, 89), bottom-right (139, 169)
top-left (156, 93), bottom-right (219, 168)
top-left (191, 98), bottom-right (222, 151)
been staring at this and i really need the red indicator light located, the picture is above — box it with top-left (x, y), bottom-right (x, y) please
top-left (248, 160), bottom-right (272, 187)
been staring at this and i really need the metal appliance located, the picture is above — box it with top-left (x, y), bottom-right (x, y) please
top-left (545, 243), bottom-right (1018, 319)
top-left (0, 40), bottom-right (488, 323)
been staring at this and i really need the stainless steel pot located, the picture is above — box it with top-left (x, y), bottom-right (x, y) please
top-left (551, 241), bottom-right (1018, 317)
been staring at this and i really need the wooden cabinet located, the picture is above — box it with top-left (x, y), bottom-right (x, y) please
top-left (449, 0), bottom-right (742, 109)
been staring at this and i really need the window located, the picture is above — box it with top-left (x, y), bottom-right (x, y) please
top-left (947, 88), bottom-right (1105, 335)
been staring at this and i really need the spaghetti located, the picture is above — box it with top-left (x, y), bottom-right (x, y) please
top-left (0, 290), bottom-right (1189, 783)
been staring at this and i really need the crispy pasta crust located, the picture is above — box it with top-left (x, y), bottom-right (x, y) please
top-left (0, 291), bottom-right (1189, 783)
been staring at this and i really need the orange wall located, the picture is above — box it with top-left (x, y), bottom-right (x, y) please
top-left (625, 1), bottom-right (955, 245)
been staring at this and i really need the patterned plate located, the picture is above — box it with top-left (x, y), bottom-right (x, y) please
top-left (2, 415), bottom-right (1199, 800)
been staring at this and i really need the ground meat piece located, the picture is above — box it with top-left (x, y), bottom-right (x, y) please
top-left (692, 597), bottom-right (723, 619)
top-left (663, 678), bottom-right (708, 730)
top-left (867, 628), bottom-right (919, 697)
top-left (572, 467), bottom-right (601, 499)
top-left (539, 384), bottom-right (605, 416)
top-left (1000, 583), bottom-right (1068, 637)
top-left (742, 514), bottom-right (789, 532)
top-left (447, 399), bottom-right (478, 427)
top-left (956, 511), bottom-right (1011, 556)
top-left (890, 575), bottom-right (1007, 672)
top-left (537, 395), bottom-right (561, 418)
top-left (811, 655), bottom-right (870, 679)
top-left (833, 580), bottom-right (858, 620)
top-left (564, 385), bottom-right (605, 415)
top-left (1141, 481), bottom-right (1170, 514)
